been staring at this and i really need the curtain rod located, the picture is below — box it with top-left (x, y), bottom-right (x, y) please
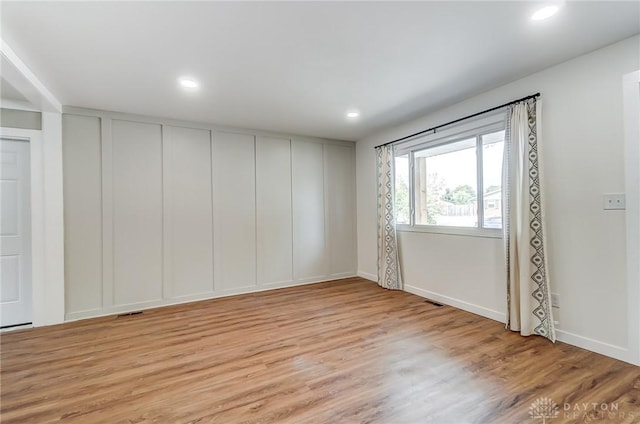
top-left (374, 92), bottom-right (540, 149)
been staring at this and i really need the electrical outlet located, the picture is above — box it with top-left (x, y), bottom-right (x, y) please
top-left (603, 193), bottom-right (626, 210)
top-left (551, 293), bottom-right (560, 308)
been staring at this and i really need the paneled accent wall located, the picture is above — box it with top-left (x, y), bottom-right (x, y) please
top-left (212, 132), bottom-right (257, 292)
top-left (256, 136), bottom-right (293, 285)
top-left (62, 115), bottom-right (102, 313)
top-left (163, 126), bottom-right (213, 299)
top-left (292, 141), bottom-right (327, 281)
top-left (112, 120), bottom-right (163, 306)
top-left (62, 109), bottom-right (356, 320)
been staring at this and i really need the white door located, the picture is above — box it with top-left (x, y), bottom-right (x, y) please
top-left (0, 139), bottom-right (32, 327)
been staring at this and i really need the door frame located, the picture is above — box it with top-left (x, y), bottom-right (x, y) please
top-left (1, 124), bottom-right (64, 327)
top-left (623, 70), bottom-right (640, 366)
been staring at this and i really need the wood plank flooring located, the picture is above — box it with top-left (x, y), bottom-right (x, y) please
top-left (1, 277), bottom-right (639, 423)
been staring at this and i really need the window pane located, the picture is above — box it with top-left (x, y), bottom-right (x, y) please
top-left (414, 139), bottom-right (477, 227)
top-left (482, 131), bottom-right (505, 229)
top-left (394, 154), bottom-right (410, 224)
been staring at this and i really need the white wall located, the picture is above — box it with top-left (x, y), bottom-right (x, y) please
top-left (623, 70), bottom-right (640, 365)
top-left (39, 112), bottom-right (65, 325)
top-left (356, 35), bottom-right (640, 362)
top-left (63, 108), bottom-right (357, 320)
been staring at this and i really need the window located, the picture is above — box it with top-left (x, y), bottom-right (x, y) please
top-left (394, 154), bottom-right (410, 225)
top-left (394, 116), bottom-right (505, 236)
top-left (481, 131), bottom-right (505, 230)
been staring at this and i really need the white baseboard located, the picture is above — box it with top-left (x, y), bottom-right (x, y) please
top-left (555, 329), bottom-right (635, 365)
top-left (404, 284), bottom-right (636, 365)
top-left (63, 271), bottom-right (637, 366)
top-left (329, 271), bottom-right (358, 280)
top-left (404, 284), bottom-right (507, 323)
top-left (64, 274), bottom-right (357, 322)
top-left (357, 270), bottom-right (378, 282)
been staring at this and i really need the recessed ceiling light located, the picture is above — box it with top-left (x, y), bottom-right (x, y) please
top-left (531, 5), bottom-right (559, 21)
top-left (346, 111), bottom-right (360, 118)
top-left (179, 78), bottom-right (199, 89)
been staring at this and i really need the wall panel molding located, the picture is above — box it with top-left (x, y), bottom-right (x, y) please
top-left (111, 119), bottom-right (163, 305)
top-left (161, 124), bottom-right (172, 300)
top-left (100, 116), bottom-right (113, 309)
top-left (62, 114), bottom-right (102, 314)
top-left (292, 140), bottom-right (328, 281)
top-left (212, 131), bottom-right (257, 291)
top-left (62, 109), bottom-right (356, 321)
top-left (165, 126), bottom-right (214, 299)
top-left (256, 136), bottom-right (293, 285)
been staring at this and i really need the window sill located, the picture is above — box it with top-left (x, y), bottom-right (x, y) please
top-left (396, 224), bottom-right (502, 239)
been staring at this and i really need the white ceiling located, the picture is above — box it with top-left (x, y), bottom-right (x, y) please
top-left (1, 1), bottom-right (638, 141)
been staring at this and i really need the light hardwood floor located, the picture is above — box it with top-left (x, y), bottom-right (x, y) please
top-left (1, 278), bottom-right (639, 423)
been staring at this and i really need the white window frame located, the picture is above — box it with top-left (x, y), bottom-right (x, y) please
top-left (394, 113), bottom-right (505, 239)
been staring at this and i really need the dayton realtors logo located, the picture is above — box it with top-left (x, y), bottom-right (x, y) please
top-left (529, 397), bottom-right (633, 422)
top-left (529, 397), bottom-right (560, 423)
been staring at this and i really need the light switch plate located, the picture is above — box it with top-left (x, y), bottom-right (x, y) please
top-left (603, 193), bottom-right (626, 210)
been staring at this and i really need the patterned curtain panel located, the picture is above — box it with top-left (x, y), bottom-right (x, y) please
top-left (376, 145), bottom-right (402, 290)
top-left (503, 98), bottom-right (556, 342)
